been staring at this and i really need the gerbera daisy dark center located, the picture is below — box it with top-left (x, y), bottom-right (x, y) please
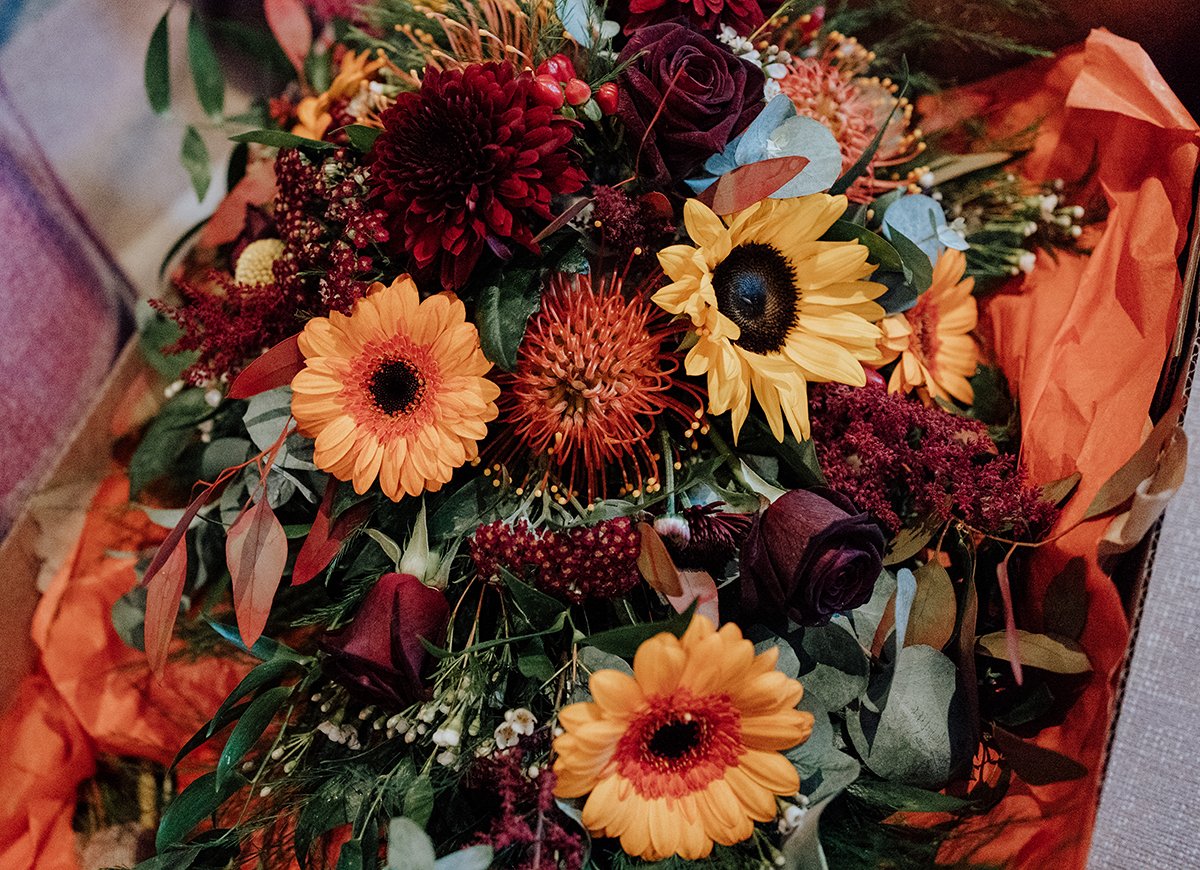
top-left (647, 719), bottom-right (702, 759)
top-left (369, 357), bottom-right (426, 416)
top-left (712, 242), bottom-right (800, 355)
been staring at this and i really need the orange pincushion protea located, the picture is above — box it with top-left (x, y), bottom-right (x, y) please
top-left (553, 615), bottom-right (814, 861)
top-left (878, 247), bottom-right (979, 405)
top-left (290, 276), bottom-right (500, 500)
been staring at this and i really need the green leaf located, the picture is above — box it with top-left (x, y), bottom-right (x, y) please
top-left (229, 129), bottom-right (337, 150)
top-left (883, 516), bottom-right (940, 566)
top-left (187, 10), bottom-right (225, 118)
top-left (365, 528), bottom-right (403, 570)
top-left (244, 387), bottom-right (317, 471)
top-left (976, 630), bottom-right (1091, 674)
top-left (171, 699), bottom-right (252, 771)
top-left (140, 314), bottom-right (198, 381)
top-left (1040, 471), bottom-right (1081, 508)
top-left (993, 725), bottom-right (1087, 785)
top-left (887, 227), bottom-right (933, 293)
top-left (344, 124), bottom-right (382, 151)
top-left (435, 846), bottom-right (495, 869)
top-left (476, 273), bottom-right (542, 372)
top-left (205, 617), bottom-right (309, 663)
top-left (428, 477), bottom-right (498, 540)
top-left (216, 684), bottom-right (293, 790)
top-left (145, 10), bottom-right (171, 114)
top-left (823, 220), bottom-right (904, 273)
top-left (156, 770), bottom-right (244, 851)
top-left (848, 779), bottom-right (973, 813)
top-left (846, 645), bottom-right (966, 788)
top-left (128, 387), bottom-right (212, 497)
top-left (387, 817), bottom-right (436, 870)
top-left (502, 568), bottom-right (567, 630)
top-left (584, 603), bottom-right (696, 658)
top-left (1042, 557), bottom-right (1089, 641)
top-left (181, 125), bottom-right (212, 201)
top-left (207, 657), bottom-right (299, 738)
top-left (792, 623), bottom-right (869, 711)
top-left (403, 776), bottom-right (435, 828)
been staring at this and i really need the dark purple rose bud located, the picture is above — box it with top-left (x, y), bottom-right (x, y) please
top-left (321, 572), bottom-right (449, 707)
top-left (616, 22), bottom-right (765, 189)
top-left (740, 489), bottom-right (885, 627)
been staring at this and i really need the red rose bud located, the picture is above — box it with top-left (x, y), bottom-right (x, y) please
top-left (564, 78), bottom-right (591, 107)
top-left (532, 74), bottom-right (566, 108)
top-left (536, 53), bottom-right (577, 83)
top-left (320, 572), bottom-right (450, 707)
top-left (595, 81), bottom-right (619, 115)
top-left (739, 488), bottom-right (885, 628)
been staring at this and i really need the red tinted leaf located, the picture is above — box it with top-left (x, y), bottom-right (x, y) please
top-left (141, 479), bottom-right (219, 589)
top-left (145, 537), bottom-right (189, 674)
top-left (666, 569), bottom-right (718, 626)
top-left (227, 494), bottom-right (289, 648)
top-left (293, 479), bottom-right (371, 584)
top-left (199, 158), bottom-right (276, 248)
top-left (227, 334), bottom-right (305, 399)
top-left (699, 156), bottom-right (811, 216)
top-left (995, 559), bottom-right (1023, 685)
top-left (264, 0), bottom-right (313, 78)
top-left (638, 191), bottom-right (673, 221)
top-left (636, 522), bottom-right (683, 597)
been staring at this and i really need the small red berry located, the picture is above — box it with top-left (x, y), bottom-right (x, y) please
top-left (536, 53), bottom-right (576, 83)
top-left (564, 78), bottom-right (591, 107)
top-left (862, 365), bottom-right (886, 390)
top-left (595, 82), bottom-right (618, 115)
top-left (532, 74), bottom-right (565, 109)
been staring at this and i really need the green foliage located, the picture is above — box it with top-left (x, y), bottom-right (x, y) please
top-left (476, 268), bottom-right (542, 372)
top-left (229, 129), bottom-right (337, 150)
top-left (128, 387), bottom-right (212, 497)
top-left (187, 9), bottom-right (225, 118)
top-left (181, 125), bottom-right (212, 201)
top-left (145, 10), bottom-right (171, 114)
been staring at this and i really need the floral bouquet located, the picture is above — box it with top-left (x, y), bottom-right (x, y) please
top-left (17, 0), bottom-right (1195, 867)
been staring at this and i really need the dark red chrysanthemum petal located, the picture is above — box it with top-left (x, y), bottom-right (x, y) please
top-left (369, 63), bottom-right (586, 290)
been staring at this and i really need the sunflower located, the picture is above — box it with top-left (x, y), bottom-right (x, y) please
top-left (553, 615), bottom-right (813, 861)
top-left (290, 276), bottom-right (500, 500)
top-left (653, 195), bottom-right (885, 442)
top-left (877, 248), bottom-right (978, 405)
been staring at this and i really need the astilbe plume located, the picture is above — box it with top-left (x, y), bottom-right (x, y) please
top-left (156, 148), bottom-right (388, 382)
top-left (466, 741), bottom-right (584, 869)
top-left (471, 518), bottom-right (642, 604)
top-left (369, 62), bottom-right (586, 290)
top-left (808, 384), bottom-right (1057, 539)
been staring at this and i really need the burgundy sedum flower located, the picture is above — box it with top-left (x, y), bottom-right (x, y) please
top-left (369, 63), bottom-right (586, 290)
top-left (740, 488), bottom-right (885, 627)
top-left (617, 22), bottom-right (765, 189)
top-left (320, 572), bottom-right (449, 707)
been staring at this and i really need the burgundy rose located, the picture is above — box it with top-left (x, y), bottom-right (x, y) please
top-left (617, 23), bottom-right (765, 188)
top-left (740, 489), bottom-right (885, 627)
top-left (321, 572), bottom-right (449, 707)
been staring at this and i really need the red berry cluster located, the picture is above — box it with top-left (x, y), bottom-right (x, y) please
top-left (532, 53), bottom-right (618, 115)
top-left (470, 517), bottom-right (642, 603)
top-left (272, 148), bottom-right (390, 314)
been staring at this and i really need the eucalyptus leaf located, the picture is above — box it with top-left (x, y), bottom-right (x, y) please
top-left (404, 775), bottom-right (435, 827)
top-left (555, 0), bottom-right (603, 46)
top-left (387, 818), bottom-right (436, 870)
top-left (887, 227), bottom-right (934, 293)
top-left (976, 630), bottom-right (1091, 674)
top-left (577, 645), bottom-right (634, 677)
top-left (112, 587), bottom-right (147, 651)
top-left (792, 622), bottom-right (869, 711)
top-left (129, 388), bottom-right (211, 497)
top-left (435, 846), bottom-right (495, 870)
top-left (244, 387), bottom-right (317, 471)
top-left (847, 645), bottom-right (965, 788)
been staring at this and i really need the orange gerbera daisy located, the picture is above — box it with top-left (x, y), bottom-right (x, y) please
top-left (878, 248), bottom-right (979, 405)
top-left (553, 615), bottom-right (813, 861)
top-left (290, 276), bottom-right (500, 499)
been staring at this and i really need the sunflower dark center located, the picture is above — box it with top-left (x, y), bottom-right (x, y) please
top-left (646, 719), bottom-right (702, 760)
top-left (368, 357), bottom-right (425, 416)
top-left (711, 242), bottom-right (800, 355)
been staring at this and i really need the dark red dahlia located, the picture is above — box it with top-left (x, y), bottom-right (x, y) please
top-left (369, 63), bottom-right (586, 290)
top-left (626, 0), bottom-right (764, 34)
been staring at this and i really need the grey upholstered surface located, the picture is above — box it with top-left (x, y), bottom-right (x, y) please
top-left (1089, 401), bottom-right (1200, 868)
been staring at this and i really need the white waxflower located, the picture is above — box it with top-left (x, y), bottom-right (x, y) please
top-left (505, 708), bottom-right (537, 735)
top-left (494, 721), bottom-right (521, 749)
